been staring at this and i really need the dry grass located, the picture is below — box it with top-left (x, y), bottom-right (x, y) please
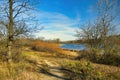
top-left (93, 63), bottom-right (120, 73)
top-left (0, 61), bottom-right (41, 80)
top-left (60, 59), bottom-right (120, 80)
top-left (1, 39), bottom-right (120, 80)
top-left (31, 40), bottom-right (64, 54)
top-left (30, 40), bottom-right (79, 59)
top-left (1, 46), bottom-right (120, 80)
top-left (0, 46), bottom-right (42, 80)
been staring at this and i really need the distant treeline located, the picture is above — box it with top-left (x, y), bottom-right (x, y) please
top-left (62, 34), bottom-right (120, 44)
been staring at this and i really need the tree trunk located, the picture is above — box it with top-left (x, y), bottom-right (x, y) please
top-left (8, 0), bottom-right (13, 62)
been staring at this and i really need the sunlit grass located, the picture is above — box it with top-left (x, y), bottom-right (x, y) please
top-left (0, 61), bottom-right (41, 80)
top-left (60, 59), bottom-right (120, 80)
top-left (0, 39), bottom-right (120, 80)
top-left (31, 40), bottom-right (64, 54)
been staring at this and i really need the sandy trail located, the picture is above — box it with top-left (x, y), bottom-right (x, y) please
top-left (38, 60), bottom-right (70, 80)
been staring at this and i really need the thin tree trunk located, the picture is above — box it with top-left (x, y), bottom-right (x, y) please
top-left (8, 0), bottom-right (13, 62)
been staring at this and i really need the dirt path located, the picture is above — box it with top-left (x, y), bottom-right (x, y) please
top-left (24, 48), bottom-right (76, 80)
top-left (37, 59), bottom-right (70, 80)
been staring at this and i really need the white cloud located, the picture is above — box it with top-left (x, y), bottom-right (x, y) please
top-left (34, 30), bottom-right (76, 41)
top-left (32, 10), bottom-right (80, 41)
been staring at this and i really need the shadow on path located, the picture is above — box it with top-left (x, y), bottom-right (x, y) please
top-left (38, 66), bottom-right (71, 80)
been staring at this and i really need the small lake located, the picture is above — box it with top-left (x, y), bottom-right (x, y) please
top-left (61, 44), bottom-right (85, 50)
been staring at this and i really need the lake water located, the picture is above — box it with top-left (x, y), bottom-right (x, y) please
top-left (61, 44), bottom-right (85, 50)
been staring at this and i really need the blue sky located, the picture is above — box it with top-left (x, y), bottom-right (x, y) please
top-left (33, 0), bottom-right (97, 41)
top-left (38, 0), bottom-right (96, 20)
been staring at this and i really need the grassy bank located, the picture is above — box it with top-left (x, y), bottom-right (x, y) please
top-left (0, 39), bottom-right (120, 80)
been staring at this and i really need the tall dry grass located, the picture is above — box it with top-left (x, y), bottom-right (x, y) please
top-left (0, 61), bottom-right (41, 80)
top-left (31, 40), bottom-right (64, 54)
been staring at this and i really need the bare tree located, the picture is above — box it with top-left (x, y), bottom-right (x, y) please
top-left (76, 0), bottom-right (120, 51)
top-left (0, 0), bottom-right (41, 62)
